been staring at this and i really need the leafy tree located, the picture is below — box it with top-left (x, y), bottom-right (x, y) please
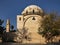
top-left (10, 25), bottom-right (14, 30)
top-left (10, 25), bottom-right (17, 32)
top-left (38, 12), bottom-right (60, 42)
top-left (0, 19), bottom-right (5, 42)
top-left (0, 19), bottom-right (5, 34)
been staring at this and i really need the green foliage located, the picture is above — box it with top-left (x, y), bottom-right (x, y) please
top-left (0, 19), bottom-right (5, 34)
top-left (38, 12), bottom-right (60, 42)
top-left (10, 25), bottom-right (16, 32)
top-left (10, 25), bottom-right (14, 30)
top-left (0, 19), bottom-right (4, 25)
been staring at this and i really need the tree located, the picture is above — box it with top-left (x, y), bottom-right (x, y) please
top-left (38, 12), bottom-right (60, 43)
top-left (0, 19), bottom-right (5, 34)
top-left (10, 25), bottom-right (16, 32)
top-left (0, 19), bottom-right (5, 42)
top-left (10, 25), bottom-right (14, 30)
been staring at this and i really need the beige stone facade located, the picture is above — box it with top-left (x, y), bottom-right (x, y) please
top-left (17, 5), bottom-right (46, 44)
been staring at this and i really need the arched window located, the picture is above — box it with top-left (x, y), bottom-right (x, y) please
top-left (33, 9), bottom-right (34, 14)
top-left (19, 17), bottom-right (21, 21)
top-left (32, 17), bottom-right (35, 20)
top-left (26, 10), bottom-right (28, 14)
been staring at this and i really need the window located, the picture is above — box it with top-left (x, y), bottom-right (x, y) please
top-left (19, 17), bottom-right (21, 21)
top-left (33, 9), bottom-right (34, 14)
top-left (26, 10), bottom-right (28, 14)
top-left (32, 17), bottom-right (35, 20)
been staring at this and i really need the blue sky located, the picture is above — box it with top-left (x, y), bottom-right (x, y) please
top-left (0, 0), bottom-right (60, 29)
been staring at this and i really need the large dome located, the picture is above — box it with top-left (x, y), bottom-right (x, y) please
top-left (21, 5), bottom-right (43, 15)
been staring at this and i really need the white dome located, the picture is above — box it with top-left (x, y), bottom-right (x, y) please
top-left (21, 5), bottom-right (43, 15)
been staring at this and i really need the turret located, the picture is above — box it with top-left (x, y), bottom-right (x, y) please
top-left (6, 19), bottom-right (10, 32)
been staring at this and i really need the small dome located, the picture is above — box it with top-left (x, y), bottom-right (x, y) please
top-left (21, 5), bottom-right (43, 15)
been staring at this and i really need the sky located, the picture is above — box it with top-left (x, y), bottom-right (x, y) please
top-left (0, 0), bottom-right (60, 29)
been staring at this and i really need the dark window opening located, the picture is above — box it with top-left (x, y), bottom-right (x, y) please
top-left (32, 17), bottom-right (35, 20)
top-left (19, 17), bottom-right (21, 21)
top-left (26, 10), bottom-right (28, 14)
top-left (33, 9), bottom-right (34, 14)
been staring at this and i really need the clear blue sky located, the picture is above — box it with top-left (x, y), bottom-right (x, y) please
top-left (0, 0), bottom-right (60, 29)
